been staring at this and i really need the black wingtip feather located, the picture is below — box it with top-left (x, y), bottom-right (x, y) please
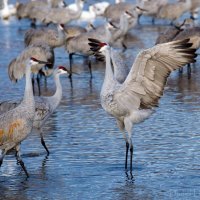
top-left (88, 38), bottom-right (101, 44)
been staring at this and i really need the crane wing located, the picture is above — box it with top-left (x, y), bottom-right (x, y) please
top-left (114, 39), bottom-right (196, 109)
top-left (8, 44), bottom-right (53, 82)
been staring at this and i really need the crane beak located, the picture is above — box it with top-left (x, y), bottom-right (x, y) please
top-left (37, 60), bottom-right (51, 65)
top-left (62, 67), bottom-right (79, 75)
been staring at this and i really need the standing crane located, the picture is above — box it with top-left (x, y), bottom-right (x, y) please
top-left (0, 57), bottom-right (49, 177)
top-left (88, 38), bottom-right (197, 171)
top-left (0, 66), bottom-right (69, 155)
top-left (24, 24), bottom-right (65, 48)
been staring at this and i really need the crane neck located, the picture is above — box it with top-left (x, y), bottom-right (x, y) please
top-left (105, 25), bottom-right (112, 43)
top-left (104, 48), bottom-right (115, 84)
top-left (120, 14), bottom-right (129, 34)
top-left (22, 63), bottom-right (35, 109)
top-left (57, 26), bottom-right (65, 47)
top-left (50, 73), bottom-right (63, 110)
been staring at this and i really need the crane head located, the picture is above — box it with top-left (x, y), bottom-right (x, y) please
top-left (57, 66), bottom-right (69, 75)
top-left (88, 38), bottom-right (109, 61)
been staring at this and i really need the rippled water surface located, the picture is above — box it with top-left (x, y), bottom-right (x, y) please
top-left (1, 0), bottom-right (200, 200)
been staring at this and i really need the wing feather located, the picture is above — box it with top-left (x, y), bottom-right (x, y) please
top-left (114, 39), bottom-right (196, 109)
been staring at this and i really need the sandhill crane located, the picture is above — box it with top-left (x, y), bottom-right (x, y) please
top-left (0, 66), bottom-right (69, 155)
top-left (0, 57), bottom-right (49, 177)
top-left (88, 38), bottom-right (196, 171)
top-left (8, 43), bottom-right (54, 95)
top-left (65, 21), bottom-right (118, 78)
top-left (32, 0), bottom-right (84, 25)
top-left (103, 2), bottom-right (144, 22)
top-left (24, 24), bottom-right (65, 48)
top-left (157, 0), bottom-right (191, 24)
top-left (155, 18), bottom-right (195, 45)
top-left (172, 23), bottom-right (200, 78)
top-left (156, 18), bottom-right (197, 78)
top-left (136, 0), bottom-right (167, 24)
top-left (16, 0), bottom-right (64, 27)
top-left (190, 0), bottom-right (200, 20)
top-left (0, 0), bottom-right (16, 20)
top-left (16, 0), bottom-right (50, 27)
top-left (63, 25), bottom-right (87, 39)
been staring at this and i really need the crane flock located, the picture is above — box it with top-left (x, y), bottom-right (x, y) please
top-left (0, 0), bottom-right (200, 177)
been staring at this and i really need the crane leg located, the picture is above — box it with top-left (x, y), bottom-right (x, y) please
top-left (122, 42), bottom-right (127, 52)
top-left (117, 120), bottom-right (129, 170)
top-left (179, 68), bottom-right (183, 74)
top-left (37, 75), bottom-right (41, 96)
top-left (130, 139), bottom-right (133, 172)
top-left (137, 14), bottom-right (141, 25)
top-left (152, 17), bottom-right (155, 25)
top-left (125, 141), bottom-right (129, 170)
top-left (40, 131), bottom-right (49, 156)
top-left (124, 117), bottom-right (133, 171)
top-left (30, 18), bottom-right (36, 28)
top-left (15, 145), bottom-right (29, 178)
top-left (88, 59), bottom-right (92, 78)
top-left (69, 53), bottom-right (73, 79)
top-left (0, 150), bottom-right (6, 167)
top-left (187, 64), bottom-right (191, 79)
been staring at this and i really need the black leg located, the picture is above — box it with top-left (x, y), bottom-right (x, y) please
top-left (122, 42), bottom-right (127, 52)
top-left (41, 135), bottom-right (50, 156)
top-left (130, 144), bottom-right (133, 172)
top-left (187, 64), bottom-right (191, 79)
top-left (0, 150), bottom-right (5, 167)
top-left (36, 74), bottom-right (41, 96)
top-left (125, 142), bottom-right (129, 170)
top-left (18, 159), bottom-right (29, 178)
top-left (69, 53), bottom-right (73, 79)
top-left (88, 59), bottom-right (92, 78)
top-left (152, 17), bottom-right (155, 25)
top-left (137, 14), bottom-right (141, 25)
top-left (30, 18), bottom-right (36, 28)
top-left (15, 147), bottom-right (29, 177)
top-left (179, 68), bottom-right (183, 74)
top-left (0, 159), bottom-right (2, 167)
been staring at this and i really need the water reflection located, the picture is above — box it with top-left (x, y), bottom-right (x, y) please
top-left (0, 1), bottom-right (200, 200)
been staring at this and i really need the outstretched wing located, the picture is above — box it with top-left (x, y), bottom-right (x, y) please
top-left (114, 39), bottom-right (196, 110)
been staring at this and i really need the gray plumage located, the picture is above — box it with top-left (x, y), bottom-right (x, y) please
top-left (0, 57), bottom-right (49, 177)
top-left (65, 21), bottom-right (116, 56)
top-left (104, 2), bottom-right (138, 21)
top-left (16, 0), bottom-right (64, 20)
top-left (173, 27), bottom-right (200, 49)
top-left (8, 43), bottom-right (54, 82)
top-left (0, 67), bottom-right (68, 155)
top-left (24, 24), bottom-right (65, 48)
top-left (88, 38), bottom-right (197, 171)
top-left (33, 0), bottom-right (84, 25)
top-left (155, 26), bottom-right (182, 44)
top-left (157, 0), bottom-right (191, 23)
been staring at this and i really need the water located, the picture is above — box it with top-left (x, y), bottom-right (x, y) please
top-left (0, 1), bottom-right (200, 200)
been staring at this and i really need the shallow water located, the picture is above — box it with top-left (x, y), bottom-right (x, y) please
top-left (0, 1), bottom-right (200, 200)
